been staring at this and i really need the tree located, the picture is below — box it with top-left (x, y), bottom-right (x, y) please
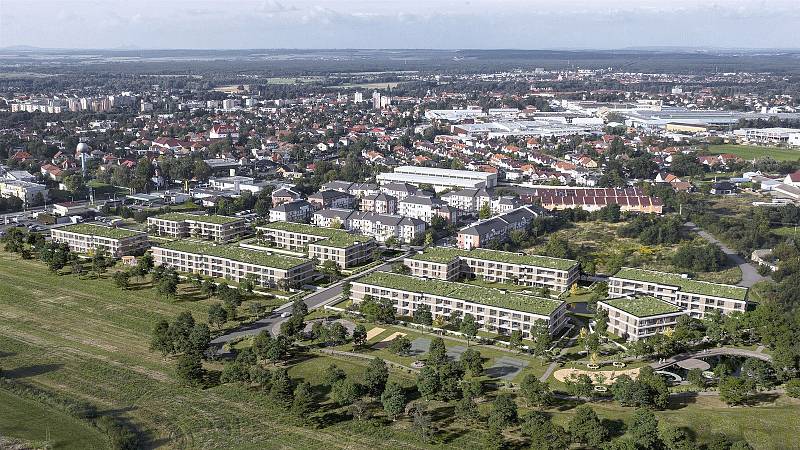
top-left (187, 324), bottom-right (211, 357)
top-left (629, 408), bottom-right (660, 449)
top-left (719, 376), bottom-right (755, 406)
top-left (388, 335), bottom-right (412, 356)
top-left (352, 324), bottom-right (367, 349)
top-left (331, 378), bottom-right (360, 407)
top-left (567, 405), bottom-right (607, 447)
top-left (411, 404), bottom-right (433, 443)
top-left (460, 347), bottom-right (484, 377)
top-left (113, 270), bottom-right (130, 289)
top-left (565, 373), bottom-right (593, 399)
top-left (150, 319), bottom-right (172, 358)
top-left (200, 279), bottom-right (216, 297)
top-left (509, 329), bottom-right (523, 353)
top-left (416, 366), bottom-right (440, 401)
top-left (438, 361), bottom-right (464, 401)
top-left (520, 373), bottom-right (552, 408)
top-left (460, 313), bottom-right (478, 345)
top-left (413, 304), bottom-right (433, 327)
top-left (479, 202), bottom-right (491, 220)
top-left (381, 382), bottom-right (406, 421)
top-left (488, 393), bottom-right (518, 429)
top-left (660, 425), bottom-right (696, 450)
top-left (207, 303), bottom-right (228, 329)
top-left (269, 368), bottom-right (293, 404)
top-left (291, 381), bottom-right (315, 419)
top-left (521, 411), bottom-right (570, 450)
top-left (786, 378), bottom-right (800, 398)
top-left (325, 322), bottom-right (349, 346)
top-left (157, 275), bottom-right (178, 299)
top-left (427, 337), bottom-right (447, 367)
top-left (362, 358), bottom-right (389, 397)
top-left (175, 353), bottom-right (204, 385)
top-left (323, 363), bottom-right (347, 386)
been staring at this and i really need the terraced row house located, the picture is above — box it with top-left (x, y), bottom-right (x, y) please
top-left (147, 212), bottom-right (248, 242)
top-left (256, 222), bottom-right (376, 269)
top-left (457, 205), bottom-right (547, 250)
top-left (311, 208), bottom-right (426, 244)
top-left (404, 247), bottom-right (580, 293)
top-left (50, 223), bottom-right (149, 257)
top-left (608, 267), bottom-right (749, 318)
top-left (597, 296), bottom-right (687, 341)
top-left (151, 240), bottom-right (314, 289)
top-left (351, 272), bottom-right (568, 338)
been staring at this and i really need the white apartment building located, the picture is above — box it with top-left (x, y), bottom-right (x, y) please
top-left (608, 267), bottom-right (749, 318)
top-left (51, 223), bottom-right (149, 257)
top-left (0, 180), bottom-right (48, 205)
top-left (404, 247), bottom-right (580, 293)
top-left (351, 272), bottom-right (568, 338)
top-left (311, 209), bottom-right (426, 244)
top-left (152, 241), bottom-right (314, 289)
top-left (441, 188), bottom-right (492, 213)
top-left (147, 213), bottom-right (248, 243)
top-left (598, 296), bottom-right (687, 341)
top-left (733, 127), bottom-right (800, 146)
top-left (269, 200), bottom-right (313, 223)
top-left (256, 222), bottom-right (376, 269)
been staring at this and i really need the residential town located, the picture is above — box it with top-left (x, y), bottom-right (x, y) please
top-left (2, 45), bottom-right (800, 450)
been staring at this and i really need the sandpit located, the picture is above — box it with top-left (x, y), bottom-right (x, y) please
top-left (365, 327), bottom-right (386, 341)
top-left (553, 367), bottom-right (641, 385)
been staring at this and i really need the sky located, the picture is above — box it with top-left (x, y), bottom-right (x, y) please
top-left (1, 0), bottom-right (799, 50)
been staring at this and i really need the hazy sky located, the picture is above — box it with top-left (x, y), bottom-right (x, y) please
top-left (1, 0), bottom-right (799, 50)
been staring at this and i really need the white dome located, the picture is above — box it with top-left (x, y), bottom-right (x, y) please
top-left (76, 143), bottom-right (90, 153)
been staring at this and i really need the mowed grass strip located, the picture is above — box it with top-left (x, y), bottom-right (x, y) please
top-left (0, 388), bottom-right (108, 449)
top-left (706, 144), bottom-right (800, 162)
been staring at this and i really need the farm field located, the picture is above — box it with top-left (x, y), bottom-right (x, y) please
top-left (1, 249), bottom-right (798, 449)
top-left (706, 144), bottom-right (800, 162)
top-left (0, 389), bottom-right (108, 449)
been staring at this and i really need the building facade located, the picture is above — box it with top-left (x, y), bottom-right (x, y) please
top-left (598, 296), bottom-right (687, 341)
top-left (257, 222), bottom-right (376, 269)
top-left (51, 223), bottom-right (149, 257)
top-left (147, 213), bottom-right (248, 242)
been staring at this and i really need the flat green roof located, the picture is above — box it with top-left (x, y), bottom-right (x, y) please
top-left (356, 271), bottom-right (563, 316)
top-left (612, 267), bottom-right (748, 301)
top-left (57, 223), bottom-right (144, 240)
top-left (601, 296), bottom-right (684, 318)
top-left (258, 222), bottom-right (372, 248)
top-left (152, 212), bottom-right (243, 225)
top-left (408, 247), bottom-right (578, 271)
top-left (155, 240), bottom-right (310, 270)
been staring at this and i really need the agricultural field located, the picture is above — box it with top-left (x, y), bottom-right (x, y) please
top-left (1, 249), bottom-right (798, 449)
top-left (706, 144), bottom-right (800, 162)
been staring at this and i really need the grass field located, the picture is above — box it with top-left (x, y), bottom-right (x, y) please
top-left (1, 249), bottom-right (798, 449)
top-left (706, 144), bottom-right (800, 162)
top-left (0, 389), bottom-right (108, 449)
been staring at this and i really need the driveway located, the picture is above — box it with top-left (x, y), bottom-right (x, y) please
top-left (685, 222), bottom-right (767, 287)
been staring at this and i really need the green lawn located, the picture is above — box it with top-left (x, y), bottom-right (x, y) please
top-left (0, 389), bottom-right (108, 449)
top-left (706, 144), bottom-right (800, 162)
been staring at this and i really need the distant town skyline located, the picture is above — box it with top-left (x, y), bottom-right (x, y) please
top-left (2, 0), bottom-right (799, 50)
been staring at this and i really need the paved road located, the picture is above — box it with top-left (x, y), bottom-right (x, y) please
top-left (649, 346), bottom-right (772, 370)
top-left (209, 250), bottom-right (410, 356)
top-left (685, 222), bottom-right (766, 287)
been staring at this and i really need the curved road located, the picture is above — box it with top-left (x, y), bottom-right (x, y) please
top-left (209, 250), bottom-right (411, 356)
top-left (649, 346), bottom-right (771, 370)
top-left (684, 222), bottom-right (766, 288)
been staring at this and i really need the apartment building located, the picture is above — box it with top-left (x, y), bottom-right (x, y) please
top-left (398, 194), bottom-right (462, 223)
top-left (360, 193), bottom-right (397, 214)
top-left (457, 205), bottom-right (546, 250)
top-left (376, 166), bottom-right (498, 191)
top-left (608, 267), bottom-right (749, 317)
top-left (269, 199), bottom-right (313, 223)
top-left (147, 212), bottom-right (247, 242)
top-left (152, 240), bottom-right (314, 289)
top-left (321, 181), bottom-right (379, 198)
top-left (351, 272), bottom-right (568, 338)
top-left (0, 179), bottom-right (48, 205)
top-left (51, 223), bottom-right (149, 257)
top-left (312, 208), bottom-right (426, 244)
top-left (404, 247), bottom-right (580, 293)
top-left (257, 221), bottom-right (376, 269)
top-left (598, 296), bottom-right (687, 341)
top-left (441, 187), bottom-right (492, 213)
top-left (308, 189), bottom-right (356, 210)
top-left (379, 182), bottom-right (418, 201)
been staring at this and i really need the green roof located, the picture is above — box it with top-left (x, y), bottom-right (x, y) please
top-left (155, 240), bottom-right (310, 270)
top-left (356, 271), bottom-right (564, 316)
top-left (258, 222), bottom-right (372, 248)
top-left (152, 212), bottom-right (243, 225)
top-left (612, 267), bottom-right (748, 301)
top-left (408, 247), bottom-right (578, 271)
top-left (57, 223), bottom-right (144, 240)
top-left (601, 296), bottom-right (684, 318)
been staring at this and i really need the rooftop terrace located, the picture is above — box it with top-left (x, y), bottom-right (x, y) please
top-left (612, 267), bottom-right (748, 301)
top-left (408, 246), bottom-right (578, 271)
top-left (601, 296), bottom-right (684, 318)
top-left (356, 271), bottom-right (564, 316)
top-left (56, 223), bottom-right (145, 240)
